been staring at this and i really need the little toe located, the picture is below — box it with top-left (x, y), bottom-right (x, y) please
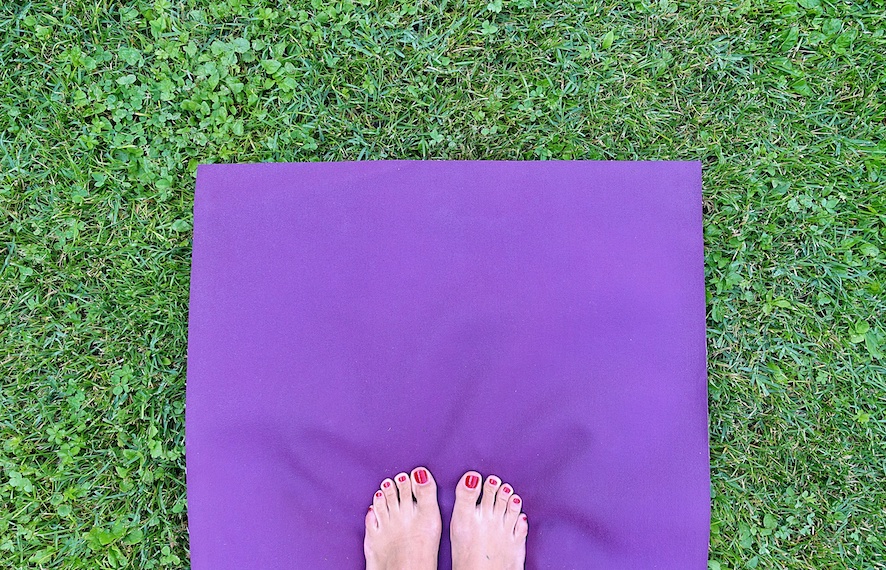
top-left (410, 466), bottom-right (438, 507)
top-left (365, 506), bottom-right (378, 531)
top-left (381, 478), bottom-right (399, 511)
top-left (479, 474), bottom-right (500, 514)
top-left (494, 483), bottom-right (514, 517)
top-left (504, 493), bottom-right (523, 529)
top-left (515, 512), bottom-right (529, 539)
top-left (394, 472), bottom-right (412, 505)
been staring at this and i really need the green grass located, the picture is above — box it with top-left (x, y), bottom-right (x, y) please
top-left (1, 0), bottom-right (884, 567)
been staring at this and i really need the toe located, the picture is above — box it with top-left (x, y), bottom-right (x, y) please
top-left (494, 482), bottom-right (514, 517)
top-left (504, 493), bottom-right (523, 530)
top-left (372, 489), bottom-right (388, 521)
top-left (515, 512), bottom-right (528, 539)
top-left (381, 478), bottom-right (399, 511)
top-left (394, 472), bottom-right (411, 505)
top-left (410, 466), bottom-right (437, 507)
top-left (479, 474), bottom-right (500, 514)
top-left (454, 471), bottom-right (482, 514)
top-left (365, 505), bottom-right (378, 531)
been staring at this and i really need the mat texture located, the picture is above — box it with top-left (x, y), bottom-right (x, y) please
top-left (186, 160), bottom-right (709, 569)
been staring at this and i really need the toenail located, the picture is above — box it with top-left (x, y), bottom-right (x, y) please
top-left (398, 475), bottom-right (407, 482)
top-left (383, 481), bottom-right (391, 488)
top-left (502, 486), bottom-right (511, 494)
top-left (489, 478), bottom-right (498, 486)
top-left (414, 469), bottom-right (428, 484)
top-left (465, 475), bottom-right (479, 489)
top-left (513, 497), bottom-right (521, 504)
top-left (522, 514), bottom-right (527, 520)
top-left (376, 491), bottom-right (383, 498)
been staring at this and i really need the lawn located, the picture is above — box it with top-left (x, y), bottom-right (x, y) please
top-left (1, 0), bottom-right (884, 568)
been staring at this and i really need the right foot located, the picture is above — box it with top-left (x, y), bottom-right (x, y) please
top-left (450, 471), bottom-right (528, 570)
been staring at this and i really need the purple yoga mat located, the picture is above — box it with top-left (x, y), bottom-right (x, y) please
top-left (186, 161), bottom-right (709, 569)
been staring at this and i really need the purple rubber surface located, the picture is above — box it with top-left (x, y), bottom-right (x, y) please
top-left (186, 161), bottom-right (709, 569)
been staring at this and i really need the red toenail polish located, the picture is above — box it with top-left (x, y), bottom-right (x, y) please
top-left (369, 506), bottom-right (373, 511)
top-left (513, 497), bottom-right (521, 504)
top-left (522, 514), bottom-right (527, 520)
top-left (489, 478), bottom-right (498, 486)
top-left (414, 469), bottom-right (428, 484)
top-left (383, 481), bottom-right (391, 488)
top-left (376, 491), bottom-right (382, 498)
top-left (398, 475), bottom-right (407, 483)
top-left (465, 475), bottom-right (479, 489)
top-left (502, 486), bottom-right (511, 494)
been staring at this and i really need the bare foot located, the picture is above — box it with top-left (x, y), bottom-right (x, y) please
top-left (364, 466), bottom-right (442, 570)
top-left (450, 471), bottom-right (528, 570)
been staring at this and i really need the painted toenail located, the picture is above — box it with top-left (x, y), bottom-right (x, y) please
top-left (383, 481), bottom-right (391, 488)
top-left (414, 469), bottom-right (428, 484)
top-left (489, 478), bottom-right (498, 486)
top-left (376, 491), bottom-right (383, 498)
top-left (522, 514), bottom-right (527, 520)
top-left (502, 486), bottom-right (511, 494)
top-left (466, 475), bottom-right (479, 488)
top-left (397, 475), bottom-right (407, 483)
top-left (513, 497), bottom-right (521, 504)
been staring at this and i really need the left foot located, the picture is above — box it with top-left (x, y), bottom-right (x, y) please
top-left (364, 466), bottom-right (442, 570)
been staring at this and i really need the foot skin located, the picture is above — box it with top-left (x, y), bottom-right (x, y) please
top-left (364, 466), bottom-right (442, 570)
top-left (450, 472), bottom-right (528, 570)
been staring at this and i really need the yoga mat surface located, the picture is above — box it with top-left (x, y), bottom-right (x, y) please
top-left (186, 161), bottom-right (709, 569)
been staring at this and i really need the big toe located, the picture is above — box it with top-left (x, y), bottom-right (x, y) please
top-left (410, 466), bottom-right (438, 507)
top-left (454, 471), bottom-right (482, 513)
